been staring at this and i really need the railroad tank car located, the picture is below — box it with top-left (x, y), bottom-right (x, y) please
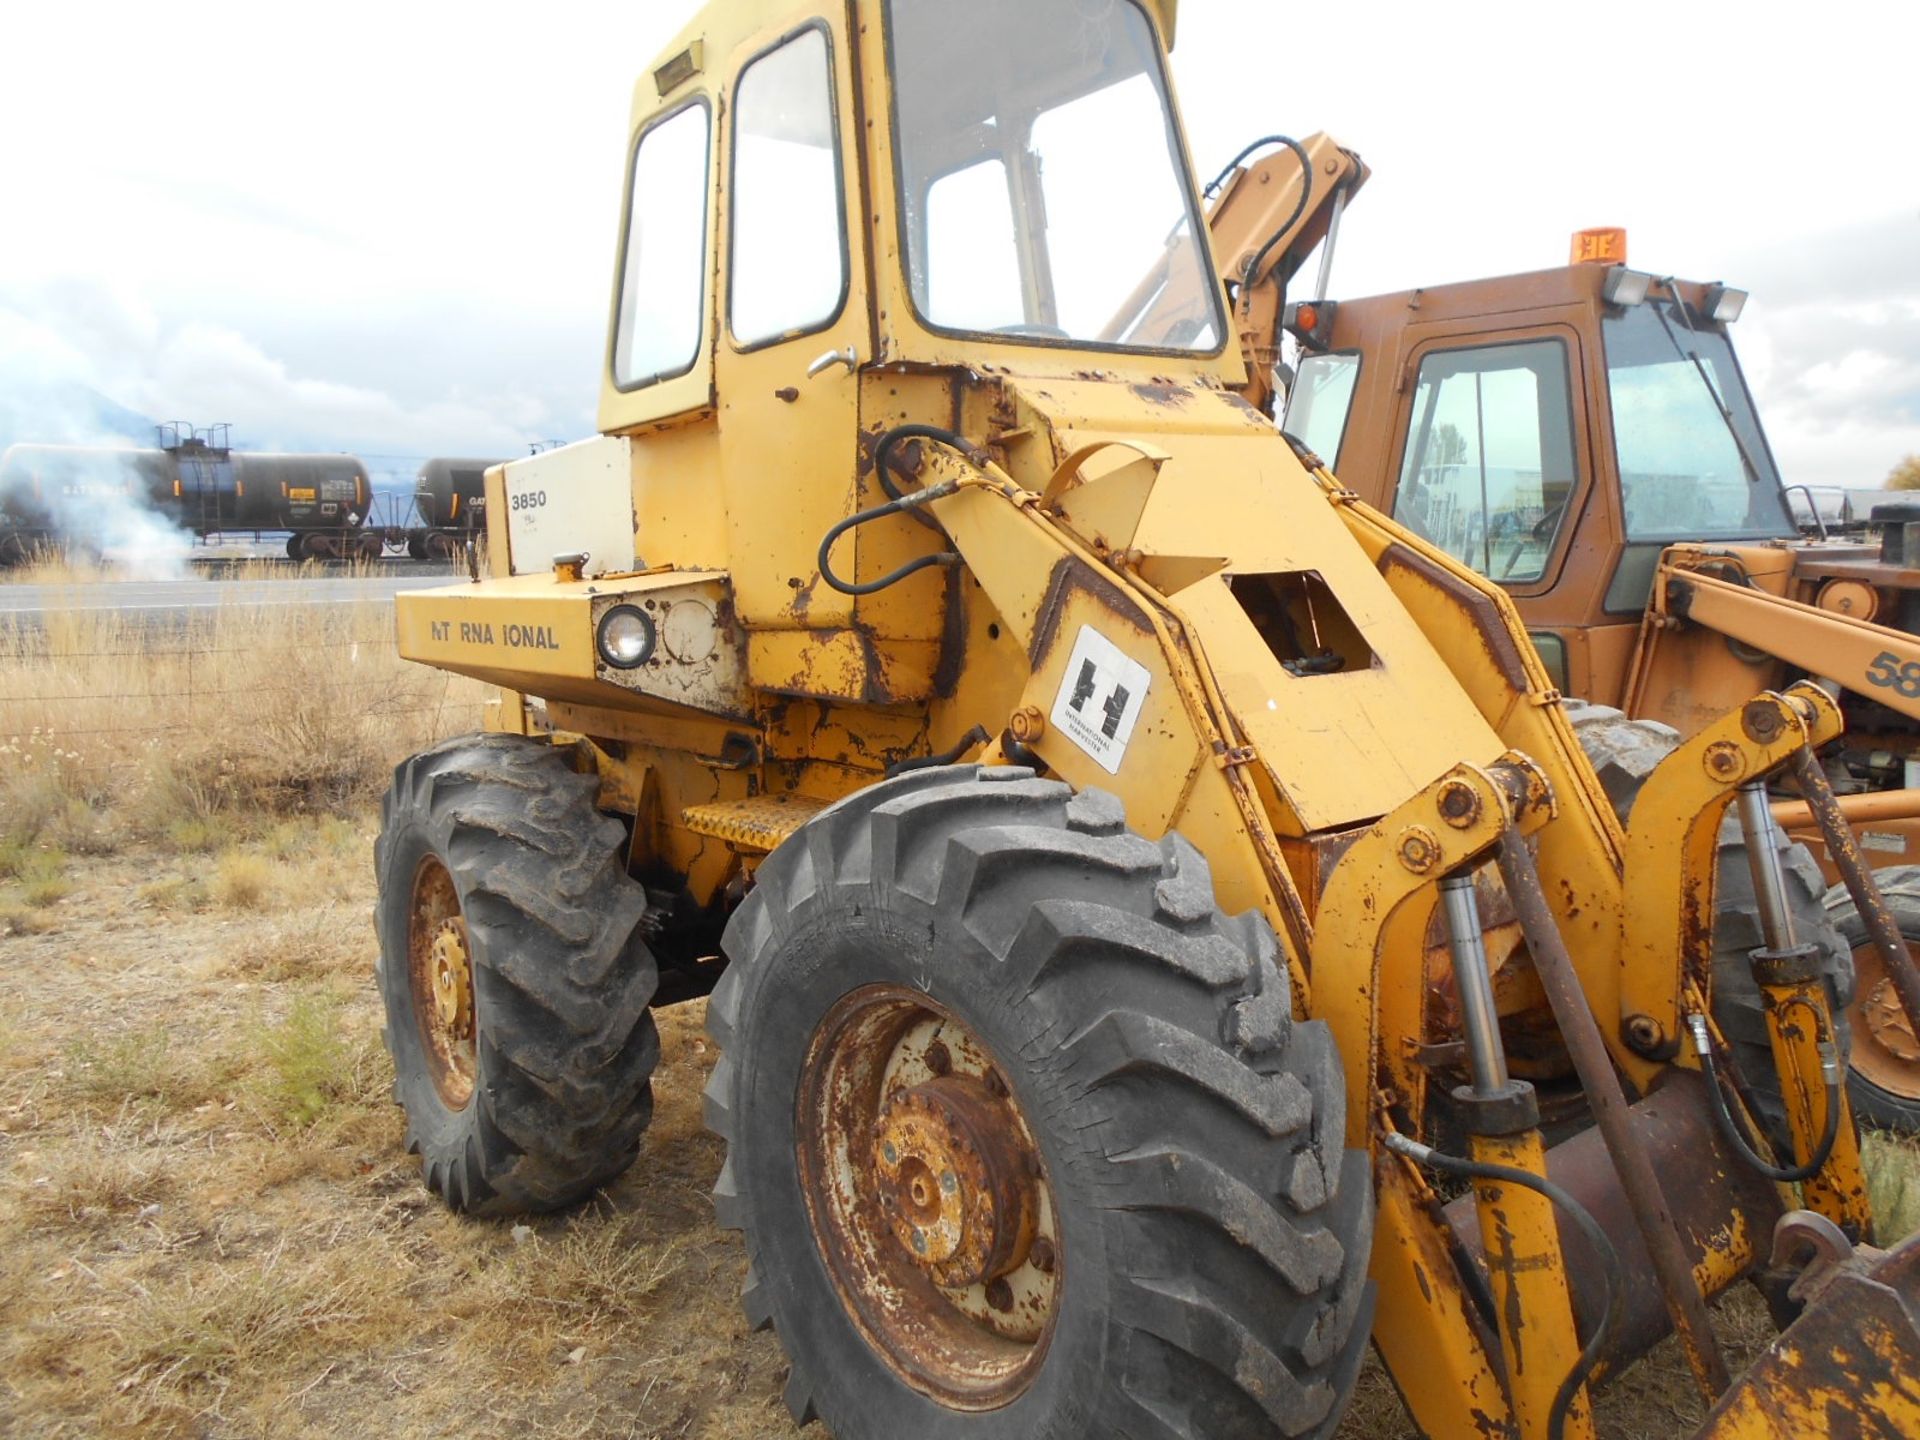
top-left (407, 457), bottom-right (506, 559)
top-left (0, 440), bottom-right (374, 563)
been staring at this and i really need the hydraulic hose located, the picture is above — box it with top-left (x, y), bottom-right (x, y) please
top-left (1203, 133), bottom-right (1311, 201)
top-left (816, 478), bottom-right (963, 596)
top-left (1386, 1132), bottom-right (1622, 1440)
top-left (1227, 135), bottom-right (1315, 312)
top-left (1689, 1012), bottom-right (1842, 1184)
top-left (872, 423), bottom-right (988, 516)
top-left (884, 724), bottom-right (991, 778)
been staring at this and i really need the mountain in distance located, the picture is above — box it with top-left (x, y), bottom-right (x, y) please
top-left (0, 380), bottom-right (157, 454)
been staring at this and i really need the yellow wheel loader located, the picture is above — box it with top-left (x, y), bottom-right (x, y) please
top-left (374, 3), bottom-right (1920, 1437)
top-left (1197, 135), bottom-right (1920, 1132)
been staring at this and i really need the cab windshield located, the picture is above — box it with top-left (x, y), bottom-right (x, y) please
top-left (1603, 302), bottom-right (1794, 540)
top-left (886, 0), bottom-right (1223, 353)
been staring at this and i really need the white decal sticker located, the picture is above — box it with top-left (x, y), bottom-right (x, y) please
top-left (1860, 830), bottom-right (1907, 855)
top-left (1050, 625), bottom-right (1151, 775)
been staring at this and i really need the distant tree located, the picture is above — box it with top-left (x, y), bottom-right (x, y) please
top-left (1431, 422), bottom-right (1469, 468)
top-left (1889, 455), bottom-right (1920, 491)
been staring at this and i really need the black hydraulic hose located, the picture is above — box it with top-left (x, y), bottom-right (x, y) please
top-left (1692, 1012), bottom-right (1842, 1183)
top-left (1203, 133), bottom-right (1309, 200)
top-left (1230, 136), bottom-right (1316, 313)
top-left (884, 724), bottom-right (991, 778)
top-left (819, 423), bottom-right (996, 593)
top-left (1386, 1133), bottom-right (1622, 1440)
top-left (873, 423), bottom-right (985, 504)
top-left (817, 477), bottom-right (963, 597)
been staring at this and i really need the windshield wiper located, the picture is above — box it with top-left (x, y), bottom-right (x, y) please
top-left (1648, 282), bottom-right (1769, 488)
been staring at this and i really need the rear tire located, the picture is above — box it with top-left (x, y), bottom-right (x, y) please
top-left (374, 733), bottom-right (660, 1214)
top-left (1824, 868), bottom-right (1920, 1132)
top-left (1567, 702), bottom-right (1853, 1131)
top-left (707, 766), bottom-right (1373, 1439)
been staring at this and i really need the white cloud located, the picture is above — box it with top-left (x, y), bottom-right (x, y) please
top-left (0, 0), bottom-right (1914, 481)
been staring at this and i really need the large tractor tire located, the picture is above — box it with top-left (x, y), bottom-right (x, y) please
top-left (374, 733), bottom-right (660, 1214)
top-left (706, 766), bottom-right (1374, 1440)
top-left (1567, 703), bottom-right (1854, 1131)
top-left (1824, 867), bottom-right (1920, 1132)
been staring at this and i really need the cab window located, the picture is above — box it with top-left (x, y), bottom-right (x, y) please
top-left (887, 0), bottom-right (1223, 353)
top-left (729, 27), bottom-right (847, 347)
top-left (612, 101), bottom-right (711, 389)
top-left (1393, 339), bottom-right (1578, 584)
top-left (1282, 352), bottom-right (1360, 467)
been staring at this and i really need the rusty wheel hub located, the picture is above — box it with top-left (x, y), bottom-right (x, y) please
top-left (1863, 977), bottom-right (1920, 1065)
top-left (874, 1076), bottom-right (1038, 1289)
top-left (408, 855), bottom-right (477, 1110)
top-left (429, 920), bottom-right (474, 1037)
top-left (798, 987), bottom-right (1062, 1408)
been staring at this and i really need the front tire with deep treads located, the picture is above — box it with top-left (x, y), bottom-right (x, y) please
top-left (374, 733), bottom-right (660, 1215)
top-left (706, 765), bottom-right (1374, 1440)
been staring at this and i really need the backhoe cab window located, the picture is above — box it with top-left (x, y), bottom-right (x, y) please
top-left (1282, 353), bottom-right (1361, 467)
top-left (887, 0), bottom-right (1223, 354)
top-left (730, 27), bottom-right (846, 346)
top-left (613, 103), bottom-right (711, 389)
top-left (1603, 303), bottom-right (1793, 541)
top-left (1394, 340), bottom-right (1578, 585)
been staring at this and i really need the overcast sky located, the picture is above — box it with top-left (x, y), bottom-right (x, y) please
top-left (2, 0), bottom-right (1915, 488)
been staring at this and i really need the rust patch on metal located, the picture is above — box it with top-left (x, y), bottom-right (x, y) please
top-left (1129, 379), bottom-right (1192, 409)
top-left (1378, 543), bottom-right (1530, 690)
top-left (1026, 556), bottom-right (1152, 672)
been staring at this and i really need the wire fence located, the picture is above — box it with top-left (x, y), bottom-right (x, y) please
top-left (1, 637), bottom-right (483, 743)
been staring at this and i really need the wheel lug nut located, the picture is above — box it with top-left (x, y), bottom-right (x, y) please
top-left (1030, 1236), bottom-right (1056, 1274)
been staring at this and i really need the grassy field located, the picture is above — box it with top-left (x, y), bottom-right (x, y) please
top-left (2, 579), bottom-right (1917, 1438)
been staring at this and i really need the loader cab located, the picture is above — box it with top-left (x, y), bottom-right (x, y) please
top-left (596, 0), bottom-right (1211, 444)
top-left (1284, 257), bottom-right (1793, 705)
top-left (580, 0), bottom-right (1237, 670)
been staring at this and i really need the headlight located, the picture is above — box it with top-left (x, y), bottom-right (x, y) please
top-left (1601, 266), bottom-right (1653, 307)
top-left (595, 604), bottom-right (655, 669)
top-left (1701, 283), bottom-right (1748, 324)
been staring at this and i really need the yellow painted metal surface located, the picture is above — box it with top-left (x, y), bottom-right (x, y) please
top-left (1469, 1127), bottom-right (1594, 1440)
top-left (683, 793), bottom-right (830, 851)
top-left (1616, 687), bottom-right (1843, 1050)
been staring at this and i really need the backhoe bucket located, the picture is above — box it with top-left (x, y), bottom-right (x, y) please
top-left (1697, 1223), bottom-right (1920, 1437)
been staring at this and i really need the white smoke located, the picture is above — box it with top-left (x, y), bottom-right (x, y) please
top-left (0, 443), bottom-right (193, 580)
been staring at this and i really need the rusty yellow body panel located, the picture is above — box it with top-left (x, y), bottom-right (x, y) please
top-left (1470, 1127), bottom-right (1595, 1440)
top-left (396, 568), bottom-right (748, 717)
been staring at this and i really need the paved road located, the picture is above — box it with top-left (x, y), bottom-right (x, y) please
top-left (0, 573), bottom-right (455, 621)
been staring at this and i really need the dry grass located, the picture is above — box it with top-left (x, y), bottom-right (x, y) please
top-left (0, 840), bottom-right (783, 1440)
top-left (1866, 1128), bottom-right (1920, 1240)
top-left (0, 568), bottom-right (486, 852)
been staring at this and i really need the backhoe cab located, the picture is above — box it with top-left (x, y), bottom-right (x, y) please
top-left (376, 5), bottom-right (1920, 1439)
